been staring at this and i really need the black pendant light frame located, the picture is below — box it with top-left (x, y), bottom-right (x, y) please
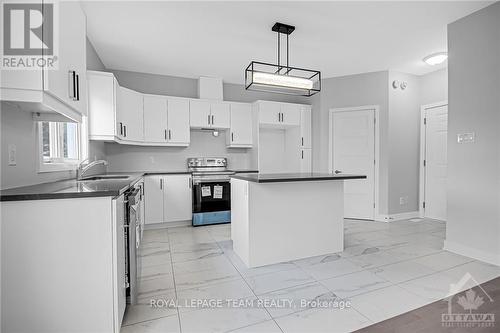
top-left (245, 22), bottom-right (321, 97)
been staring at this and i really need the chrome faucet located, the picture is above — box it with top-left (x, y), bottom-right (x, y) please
top-left (77, 158), bottom-right (108, 180)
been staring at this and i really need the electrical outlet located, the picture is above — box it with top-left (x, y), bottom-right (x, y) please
top-left (399, 196), bottom-right (408, 205)
top-left (8, 144), bottom-right (16, 166)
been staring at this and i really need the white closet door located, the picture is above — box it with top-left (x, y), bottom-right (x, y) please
top-left (332, 109), bottom-right (375, 220)
top-left (424, 105), bottom-right (448, 221)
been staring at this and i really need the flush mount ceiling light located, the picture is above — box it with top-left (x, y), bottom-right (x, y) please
top-left (245, 22), bottom-right (321, 97)
top-left (423, 52), bottom-right (448, 66)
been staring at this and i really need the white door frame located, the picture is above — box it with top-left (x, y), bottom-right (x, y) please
top-left (328, 105), bottom-right (380, 220)
top-left (419, 100), bottom-right (448, 218)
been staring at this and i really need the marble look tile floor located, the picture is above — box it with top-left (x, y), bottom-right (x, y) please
top-left (121, 218), bottom-right (500, 333)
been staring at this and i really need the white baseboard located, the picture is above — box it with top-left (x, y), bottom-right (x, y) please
top-left (144, 220), bottom-right (191, 230)
top-left (444, 240), bottom-right (500, 266)
top-left (374, 211), bottom-right (420, 223)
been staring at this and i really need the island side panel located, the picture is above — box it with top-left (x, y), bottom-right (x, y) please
top-left (247, 180), bottom-right (344, 267)
top-left (230, 178), bottom-right (251, 266)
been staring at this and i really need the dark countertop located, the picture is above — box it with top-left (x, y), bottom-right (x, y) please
top-left (230, 173), bottom-right (366, 183)
top-left (0, 173), bottom-right (144, 202)
top-left (0, 169), bottom-right (261, 201)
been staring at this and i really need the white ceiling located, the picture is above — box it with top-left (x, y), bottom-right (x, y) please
top-left (83, 1), bottom-right (492, 84)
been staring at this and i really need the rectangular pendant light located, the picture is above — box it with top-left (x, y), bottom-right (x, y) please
top-left (252, 72), bottom-right (314, 90)
top-left (245, 22), bottom-right (321, 97)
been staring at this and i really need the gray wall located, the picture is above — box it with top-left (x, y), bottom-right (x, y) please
top-left (312, 71), bottom-right (390, 215)
top-left (420, 68), bottom-right (448, 105)
top-left (388, 71), bottom-right (421, 214)
top-left (0, 103), bottom-right (75, 189)
top-left (445, 2), bottom-right (500, 264)
top-left (86, 37), bottom-right (107, 161)
top-left (105, 69), bottom-right (312, 172)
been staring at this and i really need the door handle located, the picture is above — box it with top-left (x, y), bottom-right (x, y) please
top-left (334, 170), bottom-right (342, 174)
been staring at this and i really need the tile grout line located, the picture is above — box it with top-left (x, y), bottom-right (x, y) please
top-left (213, 235), bottom-right (286, 333)
top-left (166, 228), bottom-right (183, 333)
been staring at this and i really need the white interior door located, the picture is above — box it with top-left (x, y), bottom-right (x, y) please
top-left (332, 109), bottom-right (375, 220)
top-left (424, 105), bottom-right (448, 221)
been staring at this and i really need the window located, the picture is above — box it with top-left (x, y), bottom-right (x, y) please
top-left (38, 121), bottom-right (81, 172)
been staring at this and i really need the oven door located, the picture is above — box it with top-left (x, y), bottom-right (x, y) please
top-left (192, 181), bottom-right (231, 226)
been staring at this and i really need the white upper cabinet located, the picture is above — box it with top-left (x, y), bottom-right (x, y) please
top-left (44, 1), bottom-right (87, 116)
top-left (258, 101), bottom-right (301, 127)
top-left (227, 103), bottom-right (252, 148)
top-left (280, 103), bottom-right (301, 126)
top-left (190, 100), bottom-right (211, 128)
top-left (190, 100), bottom-right (230, 129)
top-left (87, 71), bottom-right (118, 141)
top-left (143, 95), bottom-right (168, 143)
top-left (300, 106), bottom-right (312, 148)
top-left (258, 101), bottom-right (282, 125)
top-left (0, 1), bottom-right (87, 121)
top-left (166, 98), bottom-right (190, 146)
top-left (210, 102), bottom-right (230, 129)
top-left (116, 86), bottom-right (144, 143)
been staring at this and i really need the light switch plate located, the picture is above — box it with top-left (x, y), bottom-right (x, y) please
top-left (8, 144), bottom-right (16, 165)
top-left (457, 132), bottom-right (475, 144)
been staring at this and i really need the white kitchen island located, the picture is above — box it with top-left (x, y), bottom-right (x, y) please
top-left (230, 173), bottom-right (366, 268)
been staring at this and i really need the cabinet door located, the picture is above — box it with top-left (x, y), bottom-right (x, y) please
top-left (117, 87), bottom-right (143, 142)
top-left (112, 195), bottom-right (126, 327)
top-left (44, 1), bottom-right (87, 115)
top-left (210, 102), bottom-right (230, 129)
top-left (87, 72), bottom-right (117, 139)
top-left (229, 103), bottom-right (252, 146)
top-left (167, 98), bottom-right (190, 145)
top-left (300, 106), bottom-right (312, 148)
top-left (144, 95), bottom-right (168, 143)
top-left (164, 175), bottom-right (192, 223)
top-left (190, 100), bottom-right (211, 128)
top-left (281, 104), bottom-right (301, 126)
top-left (144, 176), bottom-right (164, 224)
top-left (300, 149), bottom-right (312, 173)
top-left (258, 101), bottom-right (281, 125)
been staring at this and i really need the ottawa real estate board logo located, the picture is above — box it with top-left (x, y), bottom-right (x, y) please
top-left (1, 1), bottom-right (58, 70)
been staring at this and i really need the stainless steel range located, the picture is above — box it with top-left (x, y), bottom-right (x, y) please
top-left (188, 157), bottom-right (235, 226)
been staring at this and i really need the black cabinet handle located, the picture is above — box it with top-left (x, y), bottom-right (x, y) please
top-left (75, 74), bottom-right (80, 101)
top-left (231, 132), bottom-right (234, 142)
top-left (282, 113), bottom-right (284, 123)
top-left (277, 112), bottom-right (280, 122)
top-left (123, 125), bottom-right (127, 137)
top-left (160, 178), bottom-right (163, 189)
top-left (208, 114), bottom-right (211, 125)
top-left (119, 122), bottom-right (123, 135)
top-left (168, 130), bottom-right (171, 140)
top-left (302, 150), bottom-right (304, 159)
top-left (212, 115), bottom-right (214, 125)
top-left (302, 137), bottom-right (304, 146)
top-left (164, 129), bottom-right (167, 140)
top-left (69, 70), bottom-right (76, 100)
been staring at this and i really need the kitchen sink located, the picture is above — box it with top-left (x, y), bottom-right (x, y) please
top-left (78, 175), bottom-right (130, 181)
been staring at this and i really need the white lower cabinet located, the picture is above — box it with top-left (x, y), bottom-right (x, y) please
top-left (0, 195), bottom-right (127, 333)
top-left (300, 149), bottom-right (312, 172)
top-left (145, 174), bottom-right (192, 225)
